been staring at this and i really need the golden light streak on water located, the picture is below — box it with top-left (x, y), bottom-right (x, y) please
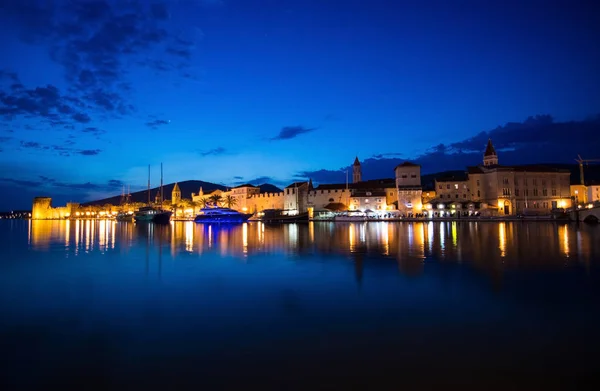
top-left (499, 222), bottom-right (507, 258)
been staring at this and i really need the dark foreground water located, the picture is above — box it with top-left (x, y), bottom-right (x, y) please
top-left (1, 220), bottom-right (600, 390)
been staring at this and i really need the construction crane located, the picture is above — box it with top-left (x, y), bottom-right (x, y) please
top-left (575, 155), bottom-right (600, 185)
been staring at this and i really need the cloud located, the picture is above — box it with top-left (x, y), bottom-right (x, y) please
top-left (1, 0), bottom-right (197, 123)
top-left (0, 76), bottom-right (91, 126)
top-left (247, 176), bottom-right (275, 185)
top-left (18, 139), bottom-right (101, 157)
top-left (151, 2), bottom-right (170, 20)
top-left (107, 179), bottom-right (125, 188)
top-left (0, 177), bottom-right (42, 188)
top-left (300, 115), bottom-right (600, 181)
top-left (77, 149), bottom-right (102, 156)
top-left (81, 127), bottom-right (106, 136)
top-left (270, 125), bottom-right (316, 141)
top-left (233, 176), bottom-right (243, 180)
top-left (146, 118), bottom-right (170, 128)
top-left (72, 113), bottom-right (91, 123)
top-left (199, 147), bottom-right (226, 156)
top-left (0, 136), bottom-right (11, 143)
top-left (372, 152), bottom-right (403, 159)
top-left (20, 141), bottom-right (43, 149)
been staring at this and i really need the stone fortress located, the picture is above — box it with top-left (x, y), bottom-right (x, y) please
top-left (32, 139), bottom-right (599, 220)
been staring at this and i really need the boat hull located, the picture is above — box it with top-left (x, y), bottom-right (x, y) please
top-left (153, 211), bottom-right (172, 224)
top-left (194, 214), bottom-right (252, 224)
top-left (134, 214), bottom-right (154, 222)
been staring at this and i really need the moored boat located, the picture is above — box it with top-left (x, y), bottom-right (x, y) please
top-left (152, 210), bottom-right (173, 224)
top-left (134, 206), bottom-right (158, 222)
top-left (194, 207), bottom-right (252, 223)
top-left (254, 209), bottom-right (309, 223)
top-left (115, 211), bottom-right (134, 222)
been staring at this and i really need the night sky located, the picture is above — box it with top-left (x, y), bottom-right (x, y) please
top-left (1, 0), bottom-right (600, 209)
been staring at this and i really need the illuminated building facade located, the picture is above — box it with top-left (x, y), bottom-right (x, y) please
top-left (467, 140), bottom-right (571, 215)
top-left (394, 162), bottom-right (423, 216)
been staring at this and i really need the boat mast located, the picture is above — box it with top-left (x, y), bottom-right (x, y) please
top-left (147, 164), bottom-right (151, 205)
top-left (160, 163), bottom-right (164, 206)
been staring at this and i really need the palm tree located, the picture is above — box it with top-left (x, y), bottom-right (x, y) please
top-left (209, 194), bottom-right (223, 207)
top-left (223, 195), bottom-right (237, 208)
top-left (199, 198), bottom-right (209, 208)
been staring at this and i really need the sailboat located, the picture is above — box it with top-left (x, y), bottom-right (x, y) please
top-left (116, 185), bottom-right (134, 221)
top-left (152, 163), bottom-right (173, 224)
top-left (134, 164), bottom-right (172, 224)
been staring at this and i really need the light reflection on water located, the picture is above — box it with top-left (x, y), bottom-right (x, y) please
top-left (2, 220), bottom-right (600, 389)
top-left (21, 219), bottom-right (600, 278)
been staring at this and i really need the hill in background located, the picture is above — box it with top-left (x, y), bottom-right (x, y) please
top-left (69, 164), bottom-right (600, 207)
top-left (83, 181), bottom-right (283, 206)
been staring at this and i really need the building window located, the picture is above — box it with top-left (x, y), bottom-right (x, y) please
top-left (439, 185), bottom-right (442, 189)
top-left (551, 189), bottom-right (556, 196)
top-left (411, 174), bottom-right (417, 178)
top-left (533, 189), bottom-right (539, 196)
top-left (533, 179), bottom-right (538, 186)
top-left (455, 194), bottom-right (459, 199)
top-left (502, 188), bottom-right (511, 196)
top-left (477, 190), bottom-right (480, 197)
top-left (446, 184), bottom-right (450, 189)
top-left (542, 189), bottom-right (548, 196)
top-left (514, 179), bottom-right (518, 186)
top-left (463, 194), bottom-right (466, 199)
top-left (515, 189), bottom-right (520, 196)
top-left (454, 184), bottom-right (459, 190)
top-left (551, 179), bottom-right (556, 187)
top-left (476, 180), bottom-right (480, 186)
top-left (287, 189), bottom-right (290, 195)
top-left (402, 174), bottom-right (407, 178)
top-left (542, 180), bottom-right (546, 186)
top-left (389, 192), bottom-right (394, 196)
top-left (463, 184), bottom-right (467, 189)
top-left (503, 177), bottom-right (509, 185)
top-left (525, 189), bottom-right (529, 197)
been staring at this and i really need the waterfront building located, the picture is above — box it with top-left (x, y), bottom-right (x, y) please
top-left (284, 181), bottom-right (312, 215)
top-left (467, 139), bottom-right (571, 215)
top-left (394, 162), bottom-right (423, 216)
top-left (435, 175), bottom-right (471, 201)
top-left (570, 182), bottom-right (600, 206)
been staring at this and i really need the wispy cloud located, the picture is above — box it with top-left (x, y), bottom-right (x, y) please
top-left (77, 149), bottom-right (102, 156)
top-left (199, 147), bottom-right (226, 156)
top-left (19, 139), bottom-right (101, 157)
top-left (0, 0), bottom-right (198, 127)
top-left (145, 118), bottom-right (170, 128)
top-left (270, 125), bottom-right (316, 141)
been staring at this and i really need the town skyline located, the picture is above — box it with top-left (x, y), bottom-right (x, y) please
top-left (1, 0), bottom-right (600, 208)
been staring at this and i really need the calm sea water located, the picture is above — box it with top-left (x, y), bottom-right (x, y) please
top-left (1, 220), bottom-right (599, 390)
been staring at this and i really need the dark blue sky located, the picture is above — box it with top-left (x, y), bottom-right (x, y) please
top-left (1, 0), bottom-right (600, 209)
